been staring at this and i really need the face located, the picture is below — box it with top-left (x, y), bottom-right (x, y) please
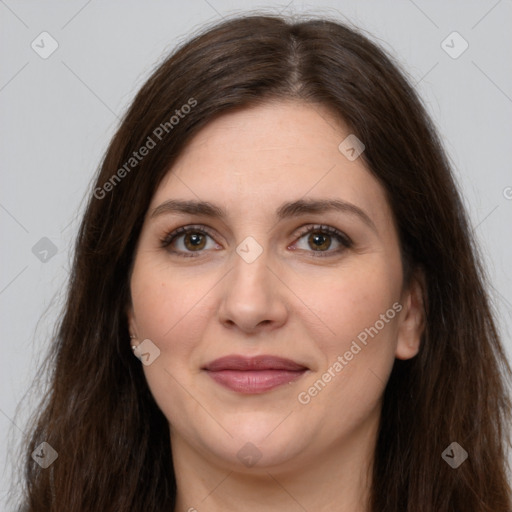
top-left (128, 100), bottom-right (423, 473)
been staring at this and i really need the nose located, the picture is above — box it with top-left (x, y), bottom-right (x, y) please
top-left (217, 248), bottom-right (289, 335)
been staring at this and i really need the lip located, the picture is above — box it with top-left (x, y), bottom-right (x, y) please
top-left (203, 355), bottom-right (308, 394)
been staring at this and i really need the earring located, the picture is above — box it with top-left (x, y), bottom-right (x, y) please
top-left (130, 334), bottom-right (138, 351)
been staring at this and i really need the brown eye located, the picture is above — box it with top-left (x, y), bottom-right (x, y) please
top-left (161, 225), bottom-right (219, 257)
top-left (293, 225), bottom-right (352, 257)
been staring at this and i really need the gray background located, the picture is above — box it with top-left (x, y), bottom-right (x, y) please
top-left (1, 0), bottom-right (511, 506)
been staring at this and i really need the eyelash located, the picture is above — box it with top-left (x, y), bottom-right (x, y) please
top-left (160, 224), bottom-right (353, 258)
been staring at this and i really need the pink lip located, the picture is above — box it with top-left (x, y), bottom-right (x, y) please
top-left (203, 355), bottom-right (308, 394)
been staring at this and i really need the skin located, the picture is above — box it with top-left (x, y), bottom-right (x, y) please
top-left (128, 100), bottom-right (425, 512)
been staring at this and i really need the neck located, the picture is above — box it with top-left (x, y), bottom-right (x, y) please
top-left (171, 413), bottom-right (378, 512)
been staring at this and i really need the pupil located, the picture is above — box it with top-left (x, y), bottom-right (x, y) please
top-left (190, 234), bottom-right (202, 245)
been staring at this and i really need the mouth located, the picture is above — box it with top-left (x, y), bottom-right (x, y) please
top-left (202, 355), bottom-right (309, 394)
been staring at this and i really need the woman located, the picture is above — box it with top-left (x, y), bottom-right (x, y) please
top-left (18, 13), bottom-right (511, 512)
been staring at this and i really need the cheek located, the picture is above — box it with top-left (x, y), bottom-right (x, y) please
top-left (294, 270), bottom-right (401, 437)
top-left (292, 256), bottom-right (402, 355)
top-left (130, 255), bottom-right (213, 343)
top-left (129, 259), bottom-right (214, 427)
top-left (292, 257), bottom-right (401, 422)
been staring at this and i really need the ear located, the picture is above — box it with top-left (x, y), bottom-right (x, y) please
top-left (395, 269), bottom-right (426, 360)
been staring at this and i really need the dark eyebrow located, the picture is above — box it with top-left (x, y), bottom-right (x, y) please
top-left (150, 198), bottom-right (377, 232)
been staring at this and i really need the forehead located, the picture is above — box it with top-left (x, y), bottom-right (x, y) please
top-left (148, 100), bottom-right (393, 230)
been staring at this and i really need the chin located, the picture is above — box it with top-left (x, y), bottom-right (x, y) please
top-left (212, 417), bottom-right (314, 470)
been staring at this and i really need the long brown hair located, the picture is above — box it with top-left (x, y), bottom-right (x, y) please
top-left (15, 13), bottom-right (511, 511)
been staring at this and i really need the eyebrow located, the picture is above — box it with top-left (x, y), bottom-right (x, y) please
top-left (150, 198), bottom-right (377, 232)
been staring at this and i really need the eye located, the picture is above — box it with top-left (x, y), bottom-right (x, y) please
top-left (291, 224), bottom-right (353, 257)
top-left (160, 225), bottom-right (220, 257)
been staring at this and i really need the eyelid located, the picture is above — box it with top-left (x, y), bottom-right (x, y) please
top-left (160, 223), bottom-right (353, 257)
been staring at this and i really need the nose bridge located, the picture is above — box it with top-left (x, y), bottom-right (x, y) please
top-left (218, 236), bottom-right (288, 332)
top-left (230, 238), bottom-right (273, 299)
